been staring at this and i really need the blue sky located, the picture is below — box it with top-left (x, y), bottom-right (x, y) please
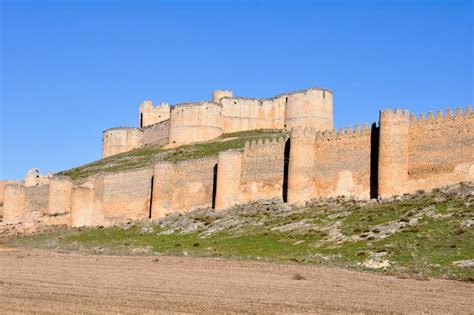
top-left (1, 0), bottom-right (472, 179)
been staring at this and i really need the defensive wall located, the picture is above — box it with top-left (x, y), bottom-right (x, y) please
top-left (102, 88), bottom-right (334, 158)
top-left (3, 102), bottom-right (472, 228)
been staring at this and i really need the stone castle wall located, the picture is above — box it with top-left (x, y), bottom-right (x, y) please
top-left (312, 124), bottom-right (374, 200)
top-left (404, 107), bottom-right (473, 193)
top-left (0, 181), bottom-right (6, 205)
top-left (3, 98), bottom-right (472, 229)
top-left (71, 181), bottom-right (104, 227)
top-left (3, 183), bottom-right (26, 224)
top-left (151, 158), bottom-right (217, 218)
top-left (102, 88), bottom-right (334, 158)
top-left (101, 168), bottom-right (154, 223)
top-left (408, 108), bottom-right (473, 179)
top-left (0, 180), bottom-right (20, 213)
top-left (141, 119), bottom-right (170, 147)
top-left (220, 96), bottom-right (286, 133)
top-left (239, 137), bottom-right (287, 204)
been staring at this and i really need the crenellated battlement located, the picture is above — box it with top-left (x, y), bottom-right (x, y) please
top-left (314, 123), bottom-right (372, 142)
top-left (243, 136), bottom-right (288, 155)
top-left (139, 101), bottom-right (170, 128)
top-left (380, 108), bottom-right (410, 120)
top-left (409, 105), bottom-right (473, 125)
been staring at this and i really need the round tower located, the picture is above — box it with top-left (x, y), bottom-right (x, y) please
top-left (151, 161), bottom-right (175, 219)
top-left (168, 102), bottom-right (223, 145)
top-left (284, 88), bottom-right (333, 131)
top-left (212, 90), bottom-right (233, 103)
top-left (378, 109), bottom-right (410, 198)
top-left (3, 183), bottom-right (26, 224)
top-left (102, 127), bottom-right (142, 158)
top-left (47, 175), bottom-right (73, 215)
top-left (215, 150), bottom-right (242, 210)
top-left (287, 127), bottom-right (317, 204)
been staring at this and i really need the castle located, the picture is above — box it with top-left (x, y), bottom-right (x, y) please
top-left (102, 88), bottom-right (333, 158)
top-left (1, 87), bottom-right (473, 228)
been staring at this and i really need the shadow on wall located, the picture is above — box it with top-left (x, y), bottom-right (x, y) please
top-left (212, 164), bottom-right (218, 210)
top-left (148, 175), bottom-right (154, 219)
top-left (370, 123), bottom-right (380, 199)
top-left (282, 139), bottom-right (291, 202)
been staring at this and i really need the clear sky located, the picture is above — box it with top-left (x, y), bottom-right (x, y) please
top-left (1, 0), bottom-right (472, 179)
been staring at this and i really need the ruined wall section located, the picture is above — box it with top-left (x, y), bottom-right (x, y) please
top-left (313, 124), bottom-right (373, 199)
top-left (141, 119), bottom-right (170, 147)
top-left (139, 101), bottom-right (170, 128)
top-left (3, 183), bottom-right (26, 224)
top-left (169, 102), bottom-right (223, 145)
top-left (71, 180), bottom-right (105, 227)
top-left (0, 180), bottom-right (20, 219)
top-left (24, 184), bottom-right (50, 223)
top-left (221, 96), bottom-right (286, 133)
top-left (3, 182), bottom-right (49, 225)
top-left (213, 90), bottom-right (233, 103)
top-left (405, 106), bottom-right (474, 192)
top-left (102, 127), bottom-right (142, 158)
top-left (239, 137), bottom-right (287, 204)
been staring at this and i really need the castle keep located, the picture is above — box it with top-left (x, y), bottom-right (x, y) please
top-left (2, 88), bottom-right (473, 228)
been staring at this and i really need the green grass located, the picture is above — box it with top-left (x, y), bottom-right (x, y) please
top-left (58, 129), bottom-right (288, 181)
top-left (4, 192), bottom-right (473, 281)
top-left (164, 129), bottom-right (287, 163)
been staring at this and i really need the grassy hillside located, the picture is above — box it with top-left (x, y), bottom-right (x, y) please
top-left (4, 183), bottom-right (473, 281)
top-left (58, 129), bottom-right (287, 182)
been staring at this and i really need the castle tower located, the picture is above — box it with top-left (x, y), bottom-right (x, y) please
top-left (214, 150), bottom-right (242, 210)
top-left (139, 101), bottom-right (171, 128)
top-left (71, 182), bottom-right (104, 227)
top-left (168, 102), bottom-right (223, 145)
top-left (102, 128), bottom-right (142, 158)
top-left (287, 127), bottom-right (317, 204)
top-left (47, 176), bottom-right (73, 215)
top-left (284, 88), bottom-right (333, 131)
top-left (3, 183), bottom-right (26, 224)
top-left (212, 90), bottom-right (233, 103)
top-left (150, 162), bottom-right (175, 219)
top-left (378, 109), bottom-right (410, 198)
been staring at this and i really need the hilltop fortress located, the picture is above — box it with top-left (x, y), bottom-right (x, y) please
top-left (102, 88), bottom-right (333, 158)
top-left (1, 87), bottom-right (473, 229)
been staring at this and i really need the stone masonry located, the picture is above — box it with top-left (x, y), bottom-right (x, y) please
top-left (1, 88), bottom-right (472, 229)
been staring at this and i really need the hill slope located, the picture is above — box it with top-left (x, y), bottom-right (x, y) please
top-left (58, 129), bottom-right (288, 182)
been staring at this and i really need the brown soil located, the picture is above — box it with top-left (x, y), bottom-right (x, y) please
top-left (0, 248), bottom-right (472, 314)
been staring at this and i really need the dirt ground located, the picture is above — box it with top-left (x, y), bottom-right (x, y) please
top-left (0, 248), bottom-right (472, 314)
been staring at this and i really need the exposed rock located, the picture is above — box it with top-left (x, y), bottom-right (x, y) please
top-left (453, 259), bottom-right (474, 268)
top-left (271, 220), bottom-right (312, 232)
top-left (361, 252), bottom-right (391, 269)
